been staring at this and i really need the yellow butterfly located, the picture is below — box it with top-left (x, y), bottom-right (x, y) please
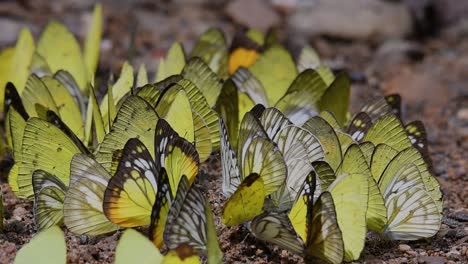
top-left (103, 119), bottom-right (199, 248)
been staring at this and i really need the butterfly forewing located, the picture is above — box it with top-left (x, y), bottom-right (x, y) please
top-left (164, 176), bottom-right (208, 255)
top-left (103, 138), bottom-right (159, 227)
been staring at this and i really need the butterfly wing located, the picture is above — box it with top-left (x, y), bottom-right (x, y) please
top-left (275, 69), bottom-right (327, 124)
top-left (251, 211), bottom-right (305, 254)
top-left (95, 96), bottom-right (158, 171)
top-left (32, 170), bottom-right (67, 230)
top-left (115, 229), bottom-right (164, 264)
top-left (249, 45), bottom-right (297, 106)
top-left (336, 145), bottom-right (387, 234)
top-left (63, 154), bottom-right (119, 235)
top-left (156, 42), bottom-right (186, 82)
top-left (103, 138), bottom-right (158, 227)
top-left (154, 119), bottom-right (199, 195)
top-left (19, 117), bottom-right (83, 198)
top-left (164, 176), bottom-right (207, 255)
top-left (222, 173), bottom-right (265, 226)
top-left (219, 118), bottom-right (241, 198)
top-left (14, 226), bottom-right (66, 264)
top-left (182, 57), bottom-right (222, 107)
top-left (380, 163), bottom-right (441, 240)
top-left (362, 114), bottom-right (413, 151)
top-left (190, 28), bottom-right (228, 78)
top-left (303, 116), bottom-right (342, 171)
top-left (347, 112), bottom-right (372, 142)
top-left (148, 167), bottom-right (173, 249)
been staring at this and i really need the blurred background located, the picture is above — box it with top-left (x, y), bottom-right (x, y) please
top-left (0, 0), bottom-right (467, 178)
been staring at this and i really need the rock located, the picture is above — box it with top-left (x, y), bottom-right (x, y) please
top-left (419, 256), bottom-right (446, 264)
top-left (369, 39), bottom-right (424, 77)
top-left (288, 0), bottom-right (412, 41)
top-left (12, 207), bottom-right (28, 220)
top-left (225, 0), bottom-right (281, 32)
top-left (407, 250), bottom-right (418, 257)
top-left (457, 108), bottom-right (468, 121)
top-left (399, 244), bottom-right (412, 252)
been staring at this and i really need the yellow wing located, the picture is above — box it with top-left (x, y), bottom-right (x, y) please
top-left (275, 69), bottom-right (328, 124)
top-left (289, 172), bottom-right (344, 264)
top-left (156, 42), bottom-right (186, 82)
top-left (249, 45), bottom-right (297, 106)
top-left (5, 107), bottom-right (26, 195)
top-left (36, 21), bottom-right (87, 92)
top-left (154, 119), bottom-right (199, 196)
top-left (155, 86), bottom-right (195, 144)
top-left (177, 78), bottom-right (220, 155)
top-left (115, 229), bottom-right (164, 264)
top-left (103, 138), bottom-right (158, 227)
top-left (191, 28), bottom-right (228, 78)
top-left (222, 173), bottom-right (265, 226)
top-left (7, 28), bottom-right (35, 96)
top-left (83, 3), bottom-right (102, 81)
top-left (182, 57), bottom-right (222, 107)
top-left (14, 226), bottom-right (66, 264)
top-left (19, 117), bottom-right (83, 198)
top-left (329, 146), bottom-right (370, 262)
top-left (303, 116), bottom-right (342, 171)
top-left (362, 114), bottom-right (413, 151)
top-left (95, 95), bottom-right (158, 172)
top-left (336, 144), bottom-right (387, 234)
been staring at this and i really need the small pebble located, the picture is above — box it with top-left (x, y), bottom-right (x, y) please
top-left (456, 108), bottom-right (468, 120)
top-left (12, 207), bottom-right (28, 220)
top-left (407, 250), bottom-right (418, 257)
top-left (399, 244), bottom-right (412, 252)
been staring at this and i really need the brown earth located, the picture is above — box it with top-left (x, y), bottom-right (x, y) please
top-left (0, 1), bottom-right (467, 263)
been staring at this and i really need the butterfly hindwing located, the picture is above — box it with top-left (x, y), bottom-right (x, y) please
top-left (32, 170), bottom-right (67, 230)
top-left (63, 154), bottom-right (119, 235)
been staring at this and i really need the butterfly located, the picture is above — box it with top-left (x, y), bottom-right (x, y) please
top-left (288, 171), bottom-right (344, 264)
top-left (62, 154), bottom-right (119, 235)
top-left (190, 28), bottom-right (229, 79)
top-left (255, 107), bottom-right (325, 211)
top-left (17, 110), bottom-right (89, 199)
top-left (103, 119), bottom-right (199, 248)
top-left (228, 30), bottom-right (264, 75)
top-left (219, 112), bottom-right (287, 226)
top-left (362, 143), bottom-right (442, 240)
top-left (163, 175), bottom-right (223, 263)
top-left (136, 72), bottom-right (221, 159)
top-left (155, 42), bottom-right (186, 82)
top-left (247, 170), bottom-right (344, 263)
top-left (32, 170), bottom-right (67, 230)
top-left (14, 226), bottom-right (66, 264)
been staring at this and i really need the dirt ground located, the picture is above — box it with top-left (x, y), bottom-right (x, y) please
top-left (0, 1), bottom-right (467, 263)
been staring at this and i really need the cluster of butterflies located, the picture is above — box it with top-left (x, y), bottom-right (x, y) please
top-left (219, 95), bottom-right (442, 263)
top-left (0, 4), bottom-right (442, 263)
